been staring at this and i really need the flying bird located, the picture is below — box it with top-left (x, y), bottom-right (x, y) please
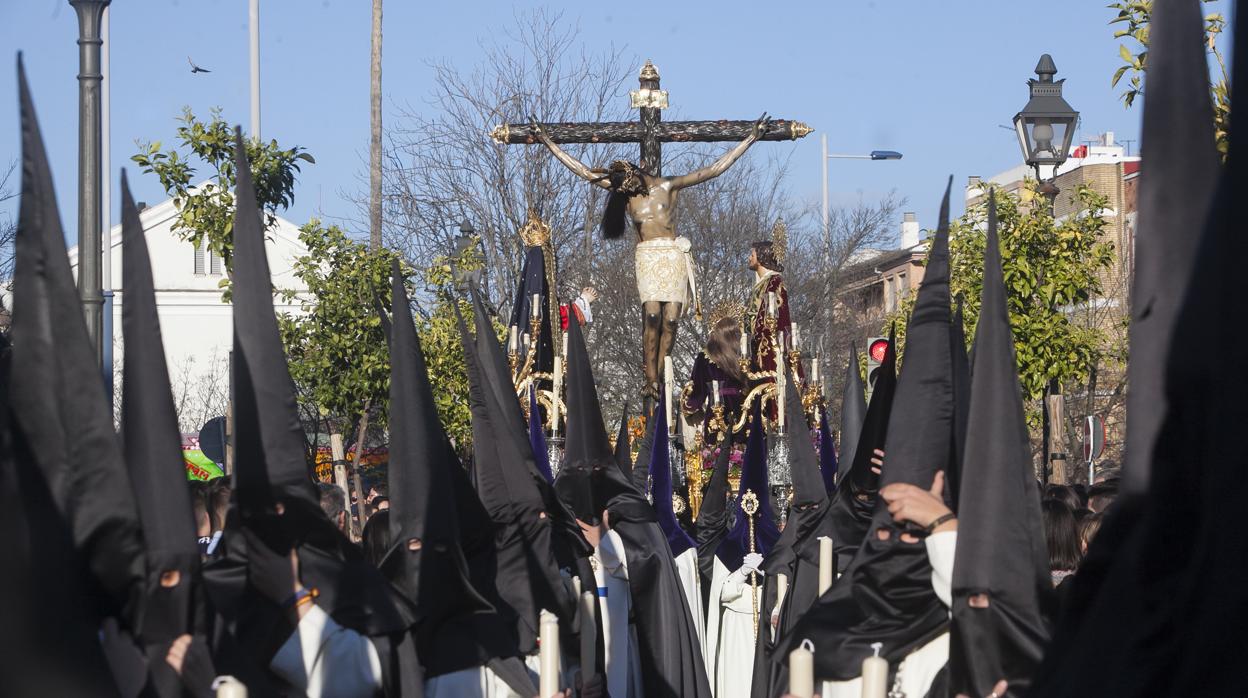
top-left (188, 57), bottom-right (211, 74)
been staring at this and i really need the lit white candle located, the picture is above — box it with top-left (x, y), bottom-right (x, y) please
top-left (818, 536), bottom-right (834, 595)
top-left (531, 293), bottom-right (541, 320)
top-left (740, 331), bottom-right (749, 358)
top-left (508, 325), bottom-right (518, 353)
top-left (539, 610), bottom-right (560, 698)
top-left (788, 641), bottom-right (815, 698)
top-left (562, 331), bottom-right (569, 358)
top-left (776, 573), bottom-right (789, 609)
top-left (791, 323), bottom-right (800, 350)
top-left (664, 356), bottom-right (675, 435)
top-left (552, 356), bottom-right (563, 437)
top-left (861, 643), bottom-right (888, 698)
top-left (812, 356), bottom-right (820, 385)
top-left (712, 379), bottom-right (720, 406)
top-left (522, 332), bottom-right (531, 350)
top-left (579, 591), bottom-right (597, 682)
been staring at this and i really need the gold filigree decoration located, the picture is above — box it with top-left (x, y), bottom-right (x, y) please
top-left (772, 217), bottom-right (788, 265)
top-left (789, 122), bottom-right (814, 139)
top-left (672, 494), bottom-right (688, 516)
top-left (489, 124), bottom-right (510, 144)
top-left (519, 210), bottom-right (551, 247)
top-left (706, 300), bottom-right (746, 330)
top-left (639, 60), bottom-right (660, 82)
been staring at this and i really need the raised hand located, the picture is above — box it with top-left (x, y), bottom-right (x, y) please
top-left (881, 471), bottom-right (954, 531)
top-left (752, 112), bottom-right (772, 140)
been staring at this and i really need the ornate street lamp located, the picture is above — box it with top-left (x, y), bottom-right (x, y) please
top-left (1013, 54), bottom-right (1079, 189)
top-left (1013, 54), bottom-right (1079, 485)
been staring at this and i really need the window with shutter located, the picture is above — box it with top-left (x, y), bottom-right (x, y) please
top-left (193, 242), bottom-right (205, 275)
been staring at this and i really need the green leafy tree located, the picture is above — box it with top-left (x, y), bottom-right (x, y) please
top-left (1109, 0), bottom-right (1229, 155)
top-left (278, 220), bottom-right (404, 450)
top-left (885, 183), bottom-right (1116, 425)
top-left (132, 108), bottom-right (314, 293)
top-left (415, 239), bottom-right (500, 451)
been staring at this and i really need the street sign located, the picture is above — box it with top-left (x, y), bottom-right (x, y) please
top-left (1082, 415), bottom-right (1105, 463)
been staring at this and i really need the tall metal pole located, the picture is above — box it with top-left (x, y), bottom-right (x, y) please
top-left (369, 0), bottom-right (383, 251)
top-left (71, 0), bottom-right (110, 366)
top-left (101, 5), bottom-right (114, 400)
top-left (821, 133), bottom-right (829, 242)
top-left (249, 0), bottom-right (261, 139)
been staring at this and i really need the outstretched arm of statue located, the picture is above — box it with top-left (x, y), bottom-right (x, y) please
top-left (530, 118), bottom-right (611, 190)
top-left (670, 113), bottom-right (770, 189)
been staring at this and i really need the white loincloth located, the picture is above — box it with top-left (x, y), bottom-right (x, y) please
top-left (635, 236), bottom-right (698, 308)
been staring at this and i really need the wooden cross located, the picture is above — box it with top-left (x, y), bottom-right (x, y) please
top-left (490, 60), bottom-right (813, 176)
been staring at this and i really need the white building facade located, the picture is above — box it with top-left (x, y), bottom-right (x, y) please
top-left (66, 196), bottom-right (310, 429)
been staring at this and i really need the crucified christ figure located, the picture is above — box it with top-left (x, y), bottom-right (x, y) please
top-left (532, 113), bottom-right (770, 402)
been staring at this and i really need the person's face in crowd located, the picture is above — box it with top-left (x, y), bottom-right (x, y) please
top-left (748, 248), bottom-right (760, 272)
top-left (376, 499), bottom-right (389, 512)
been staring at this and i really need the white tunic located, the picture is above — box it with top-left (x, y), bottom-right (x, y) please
top-left (269, 604), bottom-right (383, 698)
top-left (819, 531), bottom-right (958, 698)
top-left (673, 546), bottom-right (706, 653)
top-left (594, 529), bottom-right (643, 698)
top-left (425, 665), bottom-right (528, 698)
top-left (703, 557), bottom-right (760, 698)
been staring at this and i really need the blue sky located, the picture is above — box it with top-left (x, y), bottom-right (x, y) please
top-left (0, 0), bottom-right (1232, 244)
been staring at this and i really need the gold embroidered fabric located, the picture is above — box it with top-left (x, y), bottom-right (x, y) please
top-left (635, 236), bottom-right (695, 306)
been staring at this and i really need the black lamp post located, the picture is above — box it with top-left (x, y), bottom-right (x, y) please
top-left (1014, 54), bottom-right (1079, 484)
top-left (1013, 54), bottom-right (1079, 206)
top-left (70, 0), bottom-right (110, 364)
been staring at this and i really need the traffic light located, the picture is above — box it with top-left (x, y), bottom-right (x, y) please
top-left (865, 336), bottom-right (890, 400)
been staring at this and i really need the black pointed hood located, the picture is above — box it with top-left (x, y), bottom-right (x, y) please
top-left (222, 132), bottom-right (408, 637)
top-left (558, 320), bottom-right (712, 697)
top-left (949, 196), bottom-right (1051, 697)
top-left (9, 58), bottom-right (147, 626)
top-left (838, 343), bottom-right (866, 484)
top-left (385, 259), bottom-right (491, 613)
top-left (459, 293), bottom-right (543, 517)
top-left (120, 172), bottom-right (201, 644)
top-left (761, 376), bottom-right (836, 578)
top-left (823, 325), bottom-right (896, 561)
top-left (1, 56), bottom-right (139, 692)
top-left (387, 261), bottom-right (521, 677)
top-left (646, 395), bottom-right (694, 558)
top-left (696, 431), bottom-right (734, 577)
top-left (557, 310), bottom-right (639, 522)
top-left (228, 132), bottom-right (317, 517)
top-left (947, 294), bottom-right (972, 512)
top-left (455, 297), bottom-right (576, 654)
top-left (1122, 0), bottom-right (1219, 497)
top-left (613, 405), bottom-right (632, 480)
top-left (777, 179), bottom-right (957, 679)
top-left (1032, 3), bottom-right (1244, 694)
top-left (787, 380), bottom-right (827, 509)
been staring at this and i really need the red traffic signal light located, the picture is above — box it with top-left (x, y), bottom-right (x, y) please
top-left (868, 338), bottom-right (890, 364)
